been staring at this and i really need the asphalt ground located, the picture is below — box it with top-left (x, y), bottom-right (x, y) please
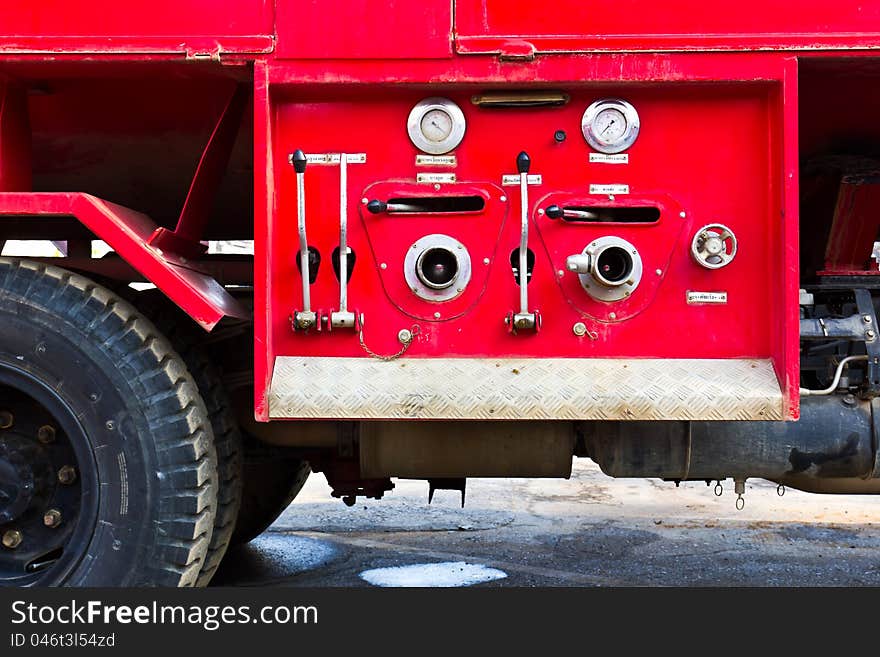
top-left (213, 459), bottom-right (880, 587)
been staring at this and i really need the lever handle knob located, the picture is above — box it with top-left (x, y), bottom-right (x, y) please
top-left (291, 149), bottom-right (308, 174)
top-left (545, 205), bottom-right (563, 219)
top-left (366, 200), bottom-right (388, 214)
top-left (516, 151), bottom-right (531, 174)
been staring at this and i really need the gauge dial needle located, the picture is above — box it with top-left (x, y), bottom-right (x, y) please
top-left (601, 120), bottom-right (616, 136)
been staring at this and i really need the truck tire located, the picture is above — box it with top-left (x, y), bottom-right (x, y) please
top-left (131, 291), bottom-right (243, 586)
top-left (232, 443), bottom-right (310, 545)
top-left (0, 258), bottom-right (218, 586)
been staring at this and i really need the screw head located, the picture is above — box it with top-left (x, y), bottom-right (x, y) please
top-left (573, 322), bottom-right (587, 337)
top-left (43, 509), bottom-right (62, 528)
top-left (37, 425), bottom-right (56, 444)
top-left (868, 330), bottom-right (876, 340)
top-left (864, 316), bottom-right (873, 325)
top-left (2, 530), bottom-right (22, 549)
top-left (58, 465), bottom-right (77, 486)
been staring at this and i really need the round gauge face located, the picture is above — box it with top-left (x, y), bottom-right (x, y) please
top-left (407, 98), bottom-right (466, 155)
top-left (420, 109), bottom-right (454, 143)
top-left (582, 99), bottom-right (640, 154)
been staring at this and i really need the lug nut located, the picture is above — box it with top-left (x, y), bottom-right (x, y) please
top-left (37, 425), bottom-right (56, 444)
top-left (58, 465), bottom-right (77, 485)
top-left (2, 530), bottom-right (22, 549)
top-left (43, 509), bottom-right (63, 528)
top-left (0, 411), bottom-right (13, 429)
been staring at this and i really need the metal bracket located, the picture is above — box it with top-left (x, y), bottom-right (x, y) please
top-left (854, 288), bottom-right (880, 396)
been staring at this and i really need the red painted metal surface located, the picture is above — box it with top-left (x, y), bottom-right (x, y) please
top-left (455, 0), bottom-right (880, 54)
top-left (824, 175), bottom-right (880, 273)
top-left (0, 193), bottom-right (247, 329)
top-left (275, 0), bottom-right (452, 60)
top-left (5, 2), bottom-right (878, 422)
top-left (0, 1), bottom-right (272, 56)
top-left (260, 72), bottom-right (798, 418)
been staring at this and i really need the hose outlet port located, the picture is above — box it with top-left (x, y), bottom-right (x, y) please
top-left (417, 247), bottom-right (459, 290)
top-left (569, 236), bottom-right (643, 303)
top-left (404, 234), bottom-right (473, 303)
top-left (593, 245), bottom-right (634, 287)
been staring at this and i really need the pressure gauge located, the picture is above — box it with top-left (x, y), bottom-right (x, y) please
top-left (581, 99), bottom-right (640, 154)
top-left (407, 98), bottom-right (466, 155)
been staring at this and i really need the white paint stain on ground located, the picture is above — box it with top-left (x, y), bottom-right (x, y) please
top-left (360, 562), bottom-right (508, 588)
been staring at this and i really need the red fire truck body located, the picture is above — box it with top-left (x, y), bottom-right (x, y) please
top-left (1, 2), bottom-right (879, 586)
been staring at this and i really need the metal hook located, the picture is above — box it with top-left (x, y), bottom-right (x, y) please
top-left (777, 484), bottom-right (785, 497)
top-left (736, 495), bottom-right (745, 511)
top-left (714, 481), bottom-right (723, 497)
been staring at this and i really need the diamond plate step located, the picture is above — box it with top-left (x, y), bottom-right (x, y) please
top-left (269, 357), bottom-right (784, 421)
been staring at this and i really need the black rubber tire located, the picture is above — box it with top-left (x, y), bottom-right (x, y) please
top-left (232, 441), bottom-right (310, 545)
top-left (0, 258), bottom-right (218, 587)
top-left (131, 292), bottom-right (243, 586)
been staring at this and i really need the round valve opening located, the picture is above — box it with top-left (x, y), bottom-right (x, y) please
top-left (404, 234), bottom-right (472, 303)
top-left (593, 245), bottom-right (634, 287)
top-left (567, 236), bottom-right (643, 303)
top-left (416, 247), bottom-right (459, 290)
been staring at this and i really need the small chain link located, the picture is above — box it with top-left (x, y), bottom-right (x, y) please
top-left (359, 325), bottom-right (421, 361)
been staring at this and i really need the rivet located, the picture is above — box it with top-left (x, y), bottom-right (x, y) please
top-left (361, 197), bottom-right (368, 205)
top-left (380, 263), bottom-right (387, 270)
top-left (558, 270), bottom-right (565, 277)
top-left (500, 196), bottom-right (507, 202)
top-left (434, 312), bottom-right (441, 319)
top-left (433, 184), bottom-right (441, 191)
top-left (538, 208), bottom-right (545, 216)
top-left (609, 312), bottom-right (617, 320)
top-left (655, 269), bottom-right (662, 275)
top-left (680, 211), bottom-right (687, 219)
top-left (483, 258), bottom-right (490, 265)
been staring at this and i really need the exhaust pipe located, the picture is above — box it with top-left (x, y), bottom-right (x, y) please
top-left (579, 395), bottom-right (880, 494)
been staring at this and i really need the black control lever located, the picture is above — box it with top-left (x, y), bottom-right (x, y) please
top-left (545, 204), bottom-right (564, 219)
top-left (366, 200), bottom-right (387, 214)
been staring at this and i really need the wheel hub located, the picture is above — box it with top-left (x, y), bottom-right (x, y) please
top-left (0, 440), bottom-right (36, 524)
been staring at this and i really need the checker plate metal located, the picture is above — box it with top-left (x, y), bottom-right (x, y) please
top-left (269, 358), bottom-right (783, 421)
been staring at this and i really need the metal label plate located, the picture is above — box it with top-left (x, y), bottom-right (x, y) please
top-left (687, 291), bottom-right (729, 305)
top-left (589, 184), bottom-right (630, 195)
top-left (416, 172), bottom-right (456, 184)
top-left (269, 357), bottom-right (783, 421)
top-left (501, 174), bottom-right (543, 186)
top-left (416, 154), bottom-right (457, 166)
top-left (589, 153), bottom-right (629, 164)
top-left (297, 153), bottom-right (367, 165)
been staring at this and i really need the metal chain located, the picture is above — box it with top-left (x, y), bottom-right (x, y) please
top-left (359, 325), bottom-right (421, 362)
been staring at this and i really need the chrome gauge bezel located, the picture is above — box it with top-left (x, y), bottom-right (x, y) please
top-left (407, 97), bottom-right (467, 155)
top-left (581, 99), bottom-right (641, 154)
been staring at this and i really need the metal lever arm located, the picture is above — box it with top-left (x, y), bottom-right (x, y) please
top-left (507, 151), bottom-right (538, 332)
top-left (545, 205), bottom-right (599, 221)
top-left (331, 154), bottom-right (355, 328)
top-left (291, 149), bottom-right (316, 330)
